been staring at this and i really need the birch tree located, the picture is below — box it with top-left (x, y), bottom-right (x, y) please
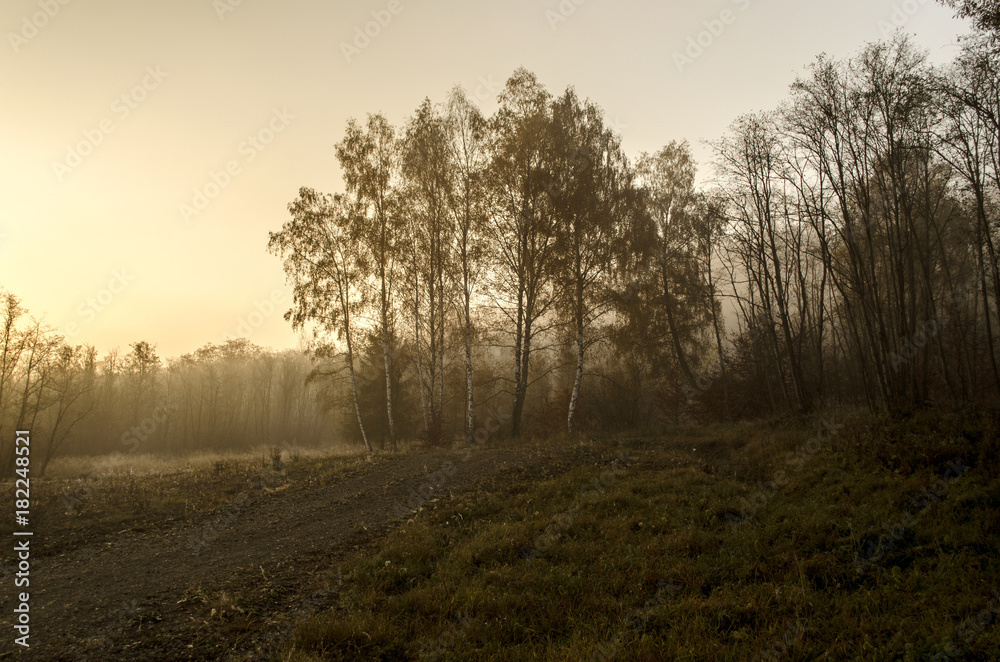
top-left (487, 69), bottom-right (559, 438)
top-left (636, 142), bottom-right (713, 393)
top-left (336, 114), bottom-right (403, 449)
top-left (548, 88), bottom-right (636, 435)
top-left (269, 187), bottom-right (372, 453)
top-left (401, 98), bottom-right (454, 445)
top-left (445, 87), bottom-right (489, 445)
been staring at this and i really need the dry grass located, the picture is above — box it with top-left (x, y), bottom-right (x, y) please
top-left (44, 443), bottom-right (359, 479)
top-left (274, 412), bottom-right (1000, 661)
top-left (2, 443), bottom-right (370, 561)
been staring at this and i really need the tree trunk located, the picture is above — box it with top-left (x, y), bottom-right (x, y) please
top-left (413, 267), bottom-right (430, 437)
top-left (382, 334), bottom-right (396, 450)
top-left (567, 320), bottom-right (585, 435)
top-left (465, 303), bottom-right (475, 445)
top-left (346, 333), bottom-right (371, 455)
top-left (707, 277), bottom-right (731, 421)
top-left (511, 271), bottom-right (527, 439)
top-left (660, 261), bottom-right (698, 387)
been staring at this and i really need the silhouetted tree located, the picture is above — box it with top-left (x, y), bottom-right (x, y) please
top-left (548, 87), bottom-right (636, 435)
top-left (487, 69), bottom-right (559, 438)
top-left (445, 86), bottom-right (489, 445)
top-left (269, 187), bottom-right (373, 453)
top-left (336, 114), bottom-right (403, 449)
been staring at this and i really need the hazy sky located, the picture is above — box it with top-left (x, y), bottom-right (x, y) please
top-left (0, 0), bottom-right (970, 360)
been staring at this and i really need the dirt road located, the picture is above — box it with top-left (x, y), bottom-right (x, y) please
top-left (3, 443), bottom-right (570, 661)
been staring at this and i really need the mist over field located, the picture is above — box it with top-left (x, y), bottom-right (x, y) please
top-left (2, 1), bottom-right (999, 659)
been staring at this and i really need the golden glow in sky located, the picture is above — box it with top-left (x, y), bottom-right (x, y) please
top-left (0, 0), bottom-right (969, 359)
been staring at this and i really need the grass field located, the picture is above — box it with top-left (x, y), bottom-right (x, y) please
top-left (275, 410), bottom-right (1000, 661)
top-left (5, 409), bottom-right (998, 660)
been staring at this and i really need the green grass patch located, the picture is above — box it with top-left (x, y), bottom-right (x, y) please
top-left (277, 415), bottom-right (1000, 661)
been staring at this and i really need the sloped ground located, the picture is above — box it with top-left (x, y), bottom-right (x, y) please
top-left (1, 441), bottom-right (578, 661)
top-left (277, 416), bottom-right (1000, 660)
top-left (5, 412), bottom-right (999, 660)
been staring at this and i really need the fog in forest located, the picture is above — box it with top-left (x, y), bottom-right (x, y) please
top-left (2, 1), bottom-right (999, 659)
top-left (3, 1), bottom-right (996, 466)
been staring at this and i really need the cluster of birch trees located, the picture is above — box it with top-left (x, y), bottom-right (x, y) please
top-left (270, 71), bottom-right (664, 450)
top-left (0, 292), bottom-right (95, 474)
top-left (272, 27), bottom-right (1000, 448)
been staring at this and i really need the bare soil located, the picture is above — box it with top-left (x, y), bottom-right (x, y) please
top-left (2, 442), bottom-right (578, 661)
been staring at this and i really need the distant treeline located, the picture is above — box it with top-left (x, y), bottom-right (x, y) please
top-left (0, 309), bottom-right (332, 475)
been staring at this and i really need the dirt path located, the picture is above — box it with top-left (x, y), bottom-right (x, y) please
top-left (3, 443), bottom-right (570, 661)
